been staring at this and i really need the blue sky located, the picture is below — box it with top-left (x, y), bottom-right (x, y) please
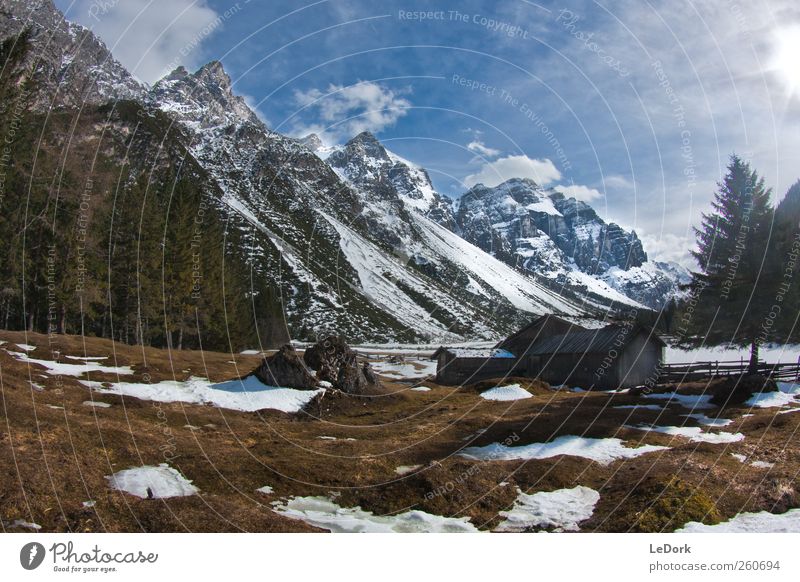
top-left (56, 0), bottom-right (800, 266)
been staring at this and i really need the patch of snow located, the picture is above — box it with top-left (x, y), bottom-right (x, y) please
top-left (666, 344), bottom-right (800, 365)
top-left (106, 464), bottom-right (198, 499)
top-left (318, 436), bottom-right (338, 440)
top-left (256, 485), bottom-right (274, 495)
top-left (410, 386), bottom-right (431, 392)
top-left (731, 453), bottom-right (747, 463)
top-left (370, 359), bottom-right (436, 379)
top-left (15, 343), bottom-right (36, 352)
top-left (82, 500), bottom-right (96, 508)
top-left (677, 509), bottom-right (800, 533)
top-left (525, 198), bottom-right (562, 216)
top-left (411, 213), bottom-right (583, 316)
top-left (480, 384), bottom-right (532, 401)
top-left (394, 465), bottom-right (422, 475)
top-left (82, 401), bottom-right (112, 408)
top-left (29, 381), bottom-right (45, 392)
top-left (751, 460), bottom-right (774, 469)
top-left (6, 351), bottom-right (133, 377)
top-left (91, 375), bottom-right (323, 413)
top-left (460, 435), bottom-right (668, 465)
top-left (745, 391), bottom-right (799, 408)
top-left (682, 413), bottom-right (732, 427)
top-left (240, 350), bottom-right (262, 355)
top-left (273, 496), bottom-right (478, 533)
top-left (65, 355), bottom-right (108, 361)
top-left (495, 486), bottom-right (600, 532)
top-left (626, 424), bottom-right (744, 444)
top-left (444, 348), bottom-right (515, 358)
top-left (5, 519), bottom-right (41, 530)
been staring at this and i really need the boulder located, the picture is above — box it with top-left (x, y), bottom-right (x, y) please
top-left (304, 335), bottom-right (381, 394)
top-left (254, 344), bottom-right (317, 390)
top-left (710, 374), bottom-right (778, 407)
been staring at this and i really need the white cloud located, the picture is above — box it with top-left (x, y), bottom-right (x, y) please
top-left (464, 155), bottom-right (561, 188)
top-left (467, 139), bottom-right (501, 159)
top-left (291, 81), bottom-right (411, 142)
top-left (554, 184), bottom-right (603, 202)
top-left (604, 174), bottom-right (633, 190)
top-left (68, 0), bottom-right (222, 84)
top-left (639, 232), bottom-right (696, 269)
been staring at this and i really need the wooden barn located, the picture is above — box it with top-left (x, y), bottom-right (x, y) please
top-left (495, 315), bottom-right (586, 358)
top-left (526, 324), bottom-right (665, 389)
top-left (431, 347), bottom-right (522, 385)
top-left (432, 317), bottom-right (665, 389)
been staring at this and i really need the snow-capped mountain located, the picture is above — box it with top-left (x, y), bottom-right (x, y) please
top-left (141, 35), bottom-right (595, 340)
top-left (0, 0), bottom-right (678, 344)
top-left (455, 178), bottom-right (687, 308)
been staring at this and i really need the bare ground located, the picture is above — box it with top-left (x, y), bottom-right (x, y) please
top-left (1, 331), bottom-right (798, 533)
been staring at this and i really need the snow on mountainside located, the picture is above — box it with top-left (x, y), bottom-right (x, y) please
top-left (326, 134), bottom-right (678, 310)
top-left (327, 131), bottom-right (457, 229)
top-left (0, 0), bottom-right (675, 343)
top-left (455, 178), bottom-right (687, 308)
top-left (144, 52), bottom-right (594, 339)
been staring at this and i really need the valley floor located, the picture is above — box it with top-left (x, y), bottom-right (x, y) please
top-left (1, 331), bottom-right (799, 533)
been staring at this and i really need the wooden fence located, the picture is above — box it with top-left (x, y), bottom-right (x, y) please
top-left (658, 359), bottom-right (800, 383)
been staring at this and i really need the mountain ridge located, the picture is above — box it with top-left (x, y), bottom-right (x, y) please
top-left (0, 0), bottom-right (680, 347)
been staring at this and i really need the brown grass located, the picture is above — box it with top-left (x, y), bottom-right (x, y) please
top-left (1, 331), bottom-right (798, 532)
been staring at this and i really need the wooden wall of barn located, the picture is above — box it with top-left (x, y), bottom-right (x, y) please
top-left (435, 357), bottom-right (525, 385)
top-left (616, 333), bottom-right (663, 388)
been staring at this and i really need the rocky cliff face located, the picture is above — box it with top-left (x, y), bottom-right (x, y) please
top-left (327, 131), bottom-right (456, 229)
top-left (0, 0), bottom-right (144, 110)
top-left (455, 178), bottom-right (685, 308)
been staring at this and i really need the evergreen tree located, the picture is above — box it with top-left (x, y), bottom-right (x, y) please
top-left (683, 155), bottom-right (775, 373)
top-left (770, 180), bottom-right (800, 343)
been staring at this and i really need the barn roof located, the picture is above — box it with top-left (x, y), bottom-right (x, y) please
top-left (430, 347), bottom-right (516, 359)
top-left (527, 324), bottom-right (665, 356)
top-left (495, 315), bottom-right (585, 348)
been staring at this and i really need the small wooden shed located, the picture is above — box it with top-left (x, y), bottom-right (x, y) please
top-left (431, 347), bottom-right (521, 385)
top-left (526, 324), bottom-right (665, 389)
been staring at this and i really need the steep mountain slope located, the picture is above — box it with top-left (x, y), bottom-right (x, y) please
top-left (0, 0), bottom-right (144, 110)
top-left (149, 67), bottom-right (596, 340)
top-left (326, 136), bottom-right (666, 311)
top-left (2, 0), bottom-right (657, 345)
top-left (455, 178), bottom-right (687, 308)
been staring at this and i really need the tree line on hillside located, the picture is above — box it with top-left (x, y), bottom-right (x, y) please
top-left (676, 154), bottom-right (800, 372)
top-left (0, 33), bottom-right (287, 351)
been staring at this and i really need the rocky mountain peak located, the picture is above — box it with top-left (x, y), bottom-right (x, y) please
top-left (327, 132), bottom-right (456, 228)
top-left (335, 131), bottom-right (391, 163)
top-left (0, 0), bottom-right (145, 110)
top-left (195, 60), bottom-right (231, 90)
top-left (151, 60), bottom-right (260, 129)
top-left (300, 133), bottom-right (324, 151)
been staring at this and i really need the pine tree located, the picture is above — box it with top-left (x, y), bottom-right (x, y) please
top-left (683, 155), bottom-right (775, 373)
top-left (770, 180), bottom-right (800, 343)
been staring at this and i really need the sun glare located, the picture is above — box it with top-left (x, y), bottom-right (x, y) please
top-left (772, 26), bottom-right (800, 95)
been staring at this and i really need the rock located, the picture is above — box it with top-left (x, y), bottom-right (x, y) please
top-left (303, 336), bottom-right (381, 394)
top-left (710, 374), bottom-right (778, 407)
top-left (254, 345), bottom-right (317, 390)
